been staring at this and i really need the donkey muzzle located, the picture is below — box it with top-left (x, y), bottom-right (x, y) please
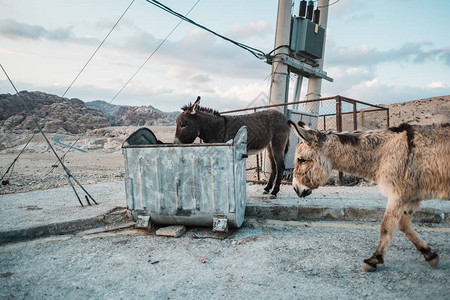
top-left (293, 185), bottom-right (312, 198)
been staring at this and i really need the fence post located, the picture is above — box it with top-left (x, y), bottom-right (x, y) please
top-left (336, 96), bottom-right (343, 185)
top-left (336, 96), bottom-right (342, 132)
top-left (386, 108), bottom-right (390, 127)
top-left (353, 101), bottom-right (357, 130)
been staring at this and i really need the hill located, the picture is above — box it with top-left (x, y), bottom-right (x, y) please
top-left (315, 95), bottom-right (450, 131)
top-left (0, 92), bottom-right (448, 154)
top-left (85, 100), bottom-right (179, 126)
top-left (0, 91), bottom-right (109, 134)
top-left (0, 91), bottom-right (179, 135)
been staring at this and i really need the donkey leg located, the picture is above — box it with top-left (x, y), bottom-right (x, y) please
top-left (263, 146), bottom-right (277, 195)
top-left (361, 199), bottom-right (403, 272)
top-left (269, 151), bottom-right (286, 199)
top-left (399, 203), bottom-right (439, 268)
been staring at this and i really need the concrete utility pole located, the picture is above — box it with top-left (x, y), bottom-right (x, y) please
top-left (268, 0), bottom-right (292, 114)
top-left (305, 0), bottom-right (330, 114)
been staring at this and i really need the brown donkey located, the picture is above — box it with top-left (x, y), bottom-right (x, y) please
top-left (174, 97), bottom-right (291, 198)
top-left (289, 121), bottom-right (450, 271)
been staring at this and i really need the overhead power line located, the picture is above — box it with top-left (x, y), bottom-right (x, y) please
top-left (1, 64), bottom-right (97, 207)
top-left (61, 0), bottom-right (135, 98)
top-left (318, 0), bottom-right (341, 8)
top-left (144, 0), bottom-right (270, 60)
top-left (0, 133), bottom-right (35, 184)
top-left (43, 0), bottom-right (136, 174)
top-left (110, 0), bottom-right (201, 105)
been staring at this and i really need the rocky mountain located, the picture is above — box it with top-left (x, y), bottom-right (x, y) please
top-left (85, 100), bottom-right (179, 126)
top-left (0, 91), bottom-right (180, 135)
top-left (0, 91), bottom-right (109, 134)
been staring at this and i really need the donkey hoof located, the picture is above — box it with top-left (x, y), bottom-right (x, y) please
top-left (263, 190), bottom-right (269, 195)
top-left (427, 254), bottom-right (439, 269)
top-left (361, 261), bottom-right (377, 272)
top-left (269, 194), bottom-right (277, 199)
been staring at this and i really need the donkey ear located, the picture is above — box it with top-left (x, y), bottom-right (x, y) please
top-left (289, 120), bottom-right (318, 144)
top-left (188, 96), bottom-right (201, 114)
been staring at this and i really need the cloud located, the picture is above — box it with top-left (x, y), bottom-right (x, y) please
top-left (426, 81), bottom-right (447, 89)
top-left (326, 0), bottom-right (367, 19)
top-left (190, 74), bottom-right (211, 83)
top-left (120, 27), bottom-right (269, 82)
top-left (226, 20), bottom-right (272, 40)
top-left (321, 72), bottom-right (450, 105)
top-left (327, 42), bottom-right (450, 67)
top-left (0, 18), bottom-right (73, 41)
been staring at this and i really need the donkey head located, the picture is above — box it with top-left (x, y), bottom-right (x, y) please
top-left (289, 121), bottom-right (332, 198)
top-left (174, 96), bottom-right (201, 144)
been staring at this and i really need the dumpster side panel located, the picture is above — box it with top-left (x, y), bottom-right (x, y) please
top-left (233, 127), bottom-right (248, 227)
top-left (123, 126), bottom-right (248, 228)
top-left (124, 145), bottom-right (240, 226)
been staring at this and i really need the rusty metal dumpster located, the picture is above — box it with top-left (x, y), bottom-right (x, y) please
top-left (122, 126), bottom-right (248, 228)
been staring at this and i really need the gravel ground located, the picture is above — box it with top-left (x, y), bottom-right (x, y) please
top-left (0, 152), bottom-right (125, 194)
top-left (1, 220), bottom-right (449, 299)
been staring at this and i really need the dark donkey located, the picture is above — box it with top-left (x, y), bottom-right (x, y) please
top-left (174, 97), bottom-right (291, 198)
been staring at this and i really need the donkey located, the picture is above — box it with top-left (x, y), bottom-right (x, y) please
top-left (289, 121), bottom-right (450, 271)
top-left (174, 96), bottom-right (291, 198)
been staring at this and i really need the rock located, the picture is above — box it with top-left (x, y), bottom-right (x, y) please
top-left (155, 225), bottom-right (186, 238)
top-left (135, 215), bottom-right (151, 230)
top-left (0, 91), bottom-right (110, 134)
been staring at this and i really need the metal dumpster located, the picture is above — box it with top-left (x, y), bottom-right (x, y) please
top-left (122, 126), bottom-right (248, 228)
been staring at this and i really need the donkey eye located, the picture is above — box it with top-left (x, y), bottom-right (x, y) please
top-left (297, 158), bottom-right (307, 164)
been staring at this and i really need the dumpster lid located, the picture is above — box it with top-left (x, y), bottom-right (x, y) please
top-left (122, 127), bottom-right (160, 147)
top-left (122, 126), bottom-right (248, 149)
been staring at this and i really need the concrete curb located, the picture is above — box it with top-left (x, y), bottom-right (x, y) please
top-left (0, 207), bottom-right (129, 245)
top-left (1, 203), bottom-right (447, 246)
top-left (245, 204), bottom-right (448, 224)
top-left (1, 182), bottom-right (448, 245)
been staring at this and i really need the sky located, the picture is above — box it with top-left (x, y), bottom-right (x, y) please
top-left (1, 0), bottom-right (449, 112)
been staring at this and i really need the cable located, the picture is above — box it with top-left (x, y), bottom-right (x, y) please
top-left (42, 135), bottom-right (83, 179)
top-left (45, 0), bottom-right (202, 172)
top-left (61, 0), bottom-right (135, 98)
top-left (0, 133), bottom-right (35, 183)
top-left (317, 0), bottom-right (341, 8)
top-left (109, 0), bottom-right (201, 105)
top-left (1, 64), bottom-right (97, 206)
top-left (144, 0), bottom-right (268, 60)
top-left (35, 0), bottom-right (135, 175)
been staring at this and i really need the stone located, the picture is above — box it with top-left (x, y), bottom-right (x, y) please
top-left (213, 215), bottom-right (228, 233)
top-left (155, 225), bottom-right (186, 238)
top-left (135, 215), bottom-right (151, 230)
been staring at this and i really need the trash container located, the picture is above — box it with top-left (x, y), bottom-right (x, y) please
top-left (122, 126), bottom-right (247, 228)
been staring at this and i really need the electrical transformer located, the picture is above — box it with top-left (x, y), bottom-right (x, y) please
top-left (290, 17), bottom-right (325, 60)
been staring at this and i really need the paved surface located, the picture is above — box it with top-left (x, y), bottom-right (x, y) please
top-left (1, 219), bottom-right (449, 299)
top-left (1, 181), bottom-right (449, 244)
top-left (1, 182), bottom-right (449, 299)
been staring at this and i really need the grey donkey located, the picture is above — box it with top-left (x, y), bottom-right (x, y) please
top-left (289, 121), bottom-right (450, 271)
top-left (174, 96), bottom-right (291, 198)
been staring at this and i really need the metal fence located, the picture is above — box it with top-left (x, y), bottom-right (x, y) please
top-left (221, 95), bottom-right (390, 185)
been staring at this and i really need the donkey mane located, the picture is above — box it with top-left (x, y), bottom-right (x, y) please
top-left (388, 123), bottom-right (415, 153)
top-left (181, 103), bottom-right (221, 116)
top-left (323, 122), bottom-right (425, 148)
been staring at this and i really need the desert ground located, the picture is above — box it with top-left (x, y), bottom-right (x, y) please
top-left (0, 126), bottom-right (175, 194)
top-left (1, 96), bottom-right (449, 195)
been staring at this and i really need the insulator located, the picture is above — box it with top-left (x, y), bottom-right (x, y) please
top-left (313, 8), bottom-right (320, 24)
top-left (306, 1), bottom-right (314, 20)
top-left (299, 0), bottom-right (307, 17)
